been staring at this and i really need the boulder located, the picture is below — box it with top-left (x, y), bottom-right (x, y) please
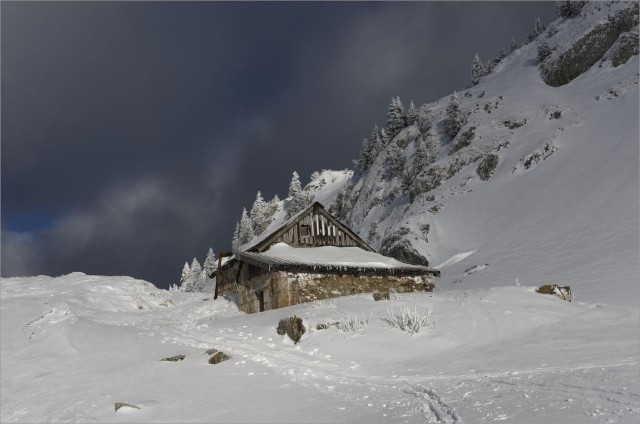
top-left (277, 315), bottom-right (306, 344)
top-left (208, 351), bottom-right (230, 364)
top-left (115, 402), bottom-right (140, 412)
top-left (477, 154), bottom-right (499, 181)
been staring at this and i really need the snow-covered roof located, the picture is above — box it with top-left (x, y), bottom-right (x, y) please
top-left (236, 243), bottom-right (437, 275)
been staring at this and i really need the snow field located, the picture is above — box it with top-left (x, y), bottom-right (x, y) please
top-left (2, 274), bottom-right (638, 423)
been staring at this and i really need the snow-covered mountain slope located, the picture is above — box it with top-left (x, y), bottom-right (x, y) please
top-left (2, 274), bottom-right (638, 423)
top-left (302, 1), bottom-right (640, 307)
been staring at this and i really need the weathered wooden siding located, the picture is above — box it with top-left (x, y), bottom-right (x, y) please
top-left (271, 211), bottom-right (360, 248)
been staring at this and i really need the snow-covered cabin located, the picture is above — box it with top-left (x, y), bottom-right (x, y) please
top-left (215, 202), bottom-right (438, 313)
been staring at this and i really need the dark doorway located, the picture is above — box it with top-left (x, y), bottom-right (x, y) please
top-left (257, 291), bottom-right (265, 312)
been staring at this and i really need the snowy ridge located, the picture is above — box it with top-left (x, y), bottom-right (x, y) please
top-left (307, 1), bottom-right (639, 307)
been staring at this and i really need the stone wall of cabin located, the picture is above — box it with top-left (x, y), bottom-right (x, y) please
top-left (236, 270), bottom-right (435, 314)
top-left (216, 261), bottom-right (239, 297)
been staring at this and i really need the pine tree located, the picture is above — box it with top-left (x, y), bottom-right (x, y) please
top-left (370, 124), bottom-right (384, 153)
top-left (287, 171), bottom-right (311, 218)
top-left (405, 100), bottom-right (418, 126)
top-left (179, 261), bottom-right (190, 289)
top-left (537, 40), bottom-right (552, 63)
top-left (386, 146), bottom-right (406, 177)
top-left (415, 136), bottom-right (431, 172)
top-left (380, 128), bottom-right (390, 145)
top-left (534, 17), bottom-right (545, 37)
top-left (417, 106), bottom-right (433, 135)
top-left (386, 96), bottom-right (406, 140)
top-left (556, 1), bottom-right (586, 19)
top-left (250, 191), bottom-right (268, 235)
top-left (288, 171), bottom-right (302, 201)
top-left (444, 92), bottom-right (466, 139)
top-left (186, 258), bottom-right (202, 292)
top-left (203, 248), bottom-right (216, 280)
top-left (470, 54), bottom-right (488, 86)
top-left (238, 208), bottom-right (255, 245)
top-left (416, 135), bottom-right (437, 172)
top-left (510, 38), bottom-right (519, 53)
top-left (498, 47), bottom-right (507, 60)
top-left (232, 222), bottom-right (240, 251)
top-left (356, 137), bottom-right (372, 172)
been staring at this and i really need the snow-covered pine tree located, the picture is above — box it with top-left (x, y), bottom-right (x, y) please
top-left (356, 137), bottom-right (372, 172)
top-left (386, 145), bottom-right (406, 177)
top-left (287, 171), bottom-right (312, 218)
top-left (534, 17), bottom-right (545, 37)
top-left (484, 58), bottom-right (496, 74)
top-left (370, 124), bottom-right (384, 154)
top-left (187, 258), bottom-right (203, 292)
top-left (238, 208), bottom-right (255, 245)
top-left (386, 96), bottom-right (406, 140)
top-left (380, 128), bottom-right (390, 145)
top-left (444, 92), bottom-right (466, 139)
top-left (287, 171), bottom-right (303, 218)
top-left (288, 171), bottom-right (302, 200)
top-left (537, 39), bottom-right (552, 63)
top-left (203, 248), bottom-right (216, 280)
top-left (417, 106), bottom-right (433, 135)
top-left (405, 100), bottom-right (418, 126)
top-left (510, 38), bottom-right (519, 52)
top-left (232, 222), bottom-right (240, 251)
top-left (498, 47), bottom-right (507, 60)
top-left (250, 191), bottom-right (268, 235)
top-left (556, 1), bottom-right (586, 19)
top-left (470, 54), bottom-right (488, 86)
top-left (180, 261), bottom-right (190, 289)
top-left (415, 135), bottom-right (436, 172)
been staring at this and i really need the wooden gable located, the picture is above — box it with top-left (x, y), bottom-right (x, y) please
top-left (248, 202), bottom-right (376, 253)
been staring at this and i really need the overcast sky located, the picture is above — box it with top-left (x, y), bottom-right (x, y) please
top-left (1, 1), bottom-right (556, 288)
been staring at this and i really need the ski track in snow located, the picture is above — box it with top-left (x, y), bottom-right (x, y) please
top-left (2, 277), bottom-right (639, 423)
top-left (125, 296), bottom-right (639, 424)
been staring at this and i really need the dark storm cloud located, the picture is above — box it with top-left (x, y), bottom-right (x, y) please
top-left (1, 2), bottom-right (555, 287)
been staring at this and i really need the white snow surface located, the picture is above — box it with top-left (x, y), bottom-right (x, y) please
top-left (260, 242), bottom-right (430, 270)
top-left (1, 273), bottom-right (638, 423)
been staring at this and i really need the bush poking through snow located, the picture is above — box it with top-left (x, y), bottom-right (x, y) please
top-left (335, 314), bottom-right (371, 334)
top-left (381, 307), bottom-right (437, 334)
top-left (160, 354), bottom-right (185, 362)
top-left (536, 284), bottom-right (573, 302)
top-left (373, 291), bottom-right (390, 301)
